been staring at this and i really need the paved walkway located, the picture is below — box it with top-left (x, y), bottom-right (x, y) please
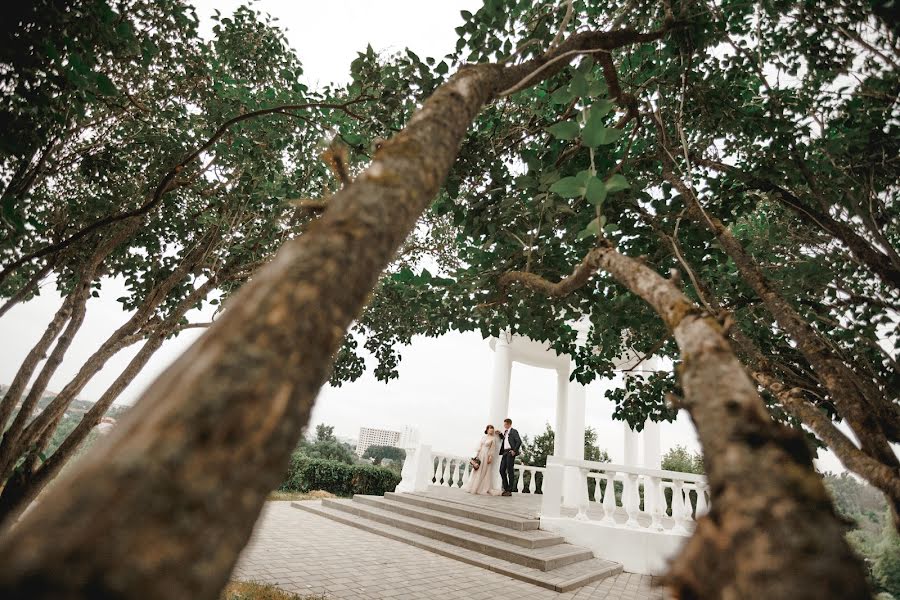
top-left (233, 502), bottom-right (670, 600)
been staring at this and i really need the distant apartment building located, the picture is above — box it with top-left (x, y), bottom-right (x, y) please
top-left (356, 427), bottom-right (401, 457)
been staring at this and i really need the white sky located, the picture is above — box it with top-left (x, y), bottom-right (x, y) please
top-left (0, 0), bottom-right (853, 471)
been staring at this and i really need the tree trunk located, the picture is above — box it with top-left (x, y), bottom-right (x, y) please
top-left (0, 277), bottom-right (222, 524)
top-left (0, 230), bottom-right (219, 481)
top-left (0, 219), bottom-right (140, 458)
top-left (503, 244), bottom-right (870, 597)
top-left (0, 276), bottom-right (92, 479)
top-left (0, 292), bottom-right (73, 432)
top-left (0, 27), bottom-right (668, 600)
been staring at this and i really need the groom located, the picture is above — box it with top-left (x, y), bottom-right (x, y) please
top-left (498, 418), bottom-right (522, 497)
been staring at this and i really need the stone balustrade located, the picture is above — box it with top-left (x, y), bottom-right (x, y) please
top-left (400, 447), bottom-right (547, 494)
top-left (542, 457), bottom-right (709, 532)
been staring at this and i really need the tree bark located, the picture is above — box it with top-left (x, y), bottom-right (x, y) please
top-left (0, 277), bottom-right (222, 524)
top-left (502, 244), bottom-right (870, 598)
top-left (0, 230), bottom-right (219, 483)
top-left (0, 26), bottom-right (669, 600)
top-left (0, 293), bottom-right (73, 432)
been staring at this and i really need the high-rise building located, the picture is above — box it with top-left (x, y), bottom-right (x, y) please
top-left (356, 426), bottom-right (402, 457)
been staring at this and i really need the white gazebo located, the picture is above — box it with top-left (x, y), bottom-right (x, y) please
top-left (487, 330), bottom-right (662, 505)
top-left (396, 329), bottom-right (708, 575)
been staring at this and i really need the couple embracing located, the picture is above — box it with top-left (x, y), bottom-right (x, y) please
top-left (461, 418), bottom-right (522, 497)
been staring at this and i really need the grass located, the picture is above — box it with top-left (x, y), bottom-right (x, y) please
top-left (266, 490), bottom-right (336, 502)
top-left (222, 581), bottom-right (324, 600)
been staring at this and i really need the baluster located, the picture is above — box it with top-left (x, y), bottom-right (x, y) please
top-left (575, 468), bottom-right (590, 520)
top-left (451, 460), bottom-right (461, 487)
top-left (440, 457), bottom-right (450, 486)
top-left (646, 476), bottom-right (663, 531)
top-left (461, 462), bottom-right (471, 485)
top-left (601, 470), bottom-right (617, 523)
top-left (432, 457), bottom-right (440, 484)
top-left (516, 467), bottom-right (526, 493)
top-left (672, 480), bottom-right (689, 533)
top-left (624, 473), bottom-right (640, 528)
top-left (695, 483), bottom-right (709, 518)
top-left (683, 483), bottom-right (697, 520)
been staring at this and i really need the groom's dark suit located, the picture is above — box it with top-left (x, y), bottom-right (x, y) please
top-left (497, 427), bottom-right (522, 493)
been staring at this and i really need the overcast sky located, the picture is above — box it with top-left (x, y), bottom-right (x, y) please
top-left (0, 1), bottom-right (853, 470)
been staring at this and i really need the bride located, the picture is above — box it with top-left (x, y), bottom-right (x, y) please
top-left (461, 424), bottom-right (503, 496)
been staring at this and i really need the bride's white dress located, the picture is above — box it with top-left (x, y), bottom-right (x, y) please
top-left (461, 434), bottom-right (503, 495)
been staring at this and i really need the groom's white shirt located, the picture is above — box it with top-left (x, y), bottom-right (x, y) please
top-left (501, 428), bottom-right (510, 451)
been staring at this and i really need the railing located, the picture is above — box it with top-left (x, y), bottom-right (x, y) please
top-left (427, 451), bottom-right (546, 493)
top-left (515, 464), bottom-right (545, 493)
top-left (543, 457), bottom-right (709, 533)
top-left (430, 452), bottom-right (470, 488)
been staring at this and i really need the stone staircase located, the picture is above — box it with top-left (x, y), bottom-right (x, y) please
top-left (292, 492), bottom-right (622, 592)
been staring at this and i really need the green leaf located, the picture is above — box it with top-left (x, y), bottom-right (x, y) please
top-left (549, 176), bottom-right (585, 198)
top-left (550, 86), bottom-right (574, 104)
top-left (586, 126), bottom-right (625, 146)
top-left (461, 9), bottom-right (473, 20)
top-left (604, 174), bottom-right (630, 193)
top-left (585, 177), bottom-right (607, 206)
top-left (587, 77), bottom-right (608, 97)
top-left (581, 110), bottom-right (608, 147)
top-left (436, 61), bottom-right (449, 75)
top-left (95, 72), bottom-right (117, 96)
top-left (577, 217), bottom-right (602, 240)
top-left (592, 99), bottom-right (616, 118)
top-left (569, 73), bottom-right (588, 98)
top-left (546, 121), bottom-right (579, 140)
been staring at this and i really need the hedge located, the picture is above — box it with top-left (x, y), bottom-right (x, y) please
top-left (280, 454), bottom-right (400, 497)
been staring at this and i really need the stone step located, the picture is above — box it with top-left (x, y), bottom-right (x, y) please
top-left (352, 495), bottom-right (564, 549)
top-left (319, 498), bottom-right (592, 571)
top-left (384, 491), bottom-right (540, 531)
top-left (293, 501), bottom-right (622, 593)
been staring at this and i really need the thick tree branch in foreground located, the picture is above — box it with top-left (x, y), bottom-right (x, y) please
top-left (0, 25), bottom-right (670, 600)
top-left (501, 244), bottom-right (869, 598)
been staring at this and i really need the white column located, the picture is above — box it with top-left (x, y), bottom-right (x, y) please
top-left (554, 367), bottom-right (568, 457)
top-left (490, 336), bottom-right (513, 491)
top-left (623, 421), bottom-right (639, 466)
top-left (643, 418), bottom-right (661, 469)
top-left (562, 378), bottom-right (587, 507)
top-left (489, 336), bottom-right (513, 426)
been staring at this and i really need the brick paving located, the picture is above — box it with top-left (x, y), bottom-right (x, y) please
top-left (233, 502), bottom-right (670, 600)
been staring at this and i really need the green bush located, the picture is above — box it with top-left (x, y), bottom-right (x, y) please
top-left (874, 511), bottom-right (900, 597)
top-left (280, 455), bottom-right (399, 497)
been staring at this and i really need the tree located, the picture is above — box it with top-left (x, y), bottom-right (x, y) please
top-left (0, 1), bottom-right (879, 598)
top-left (362, 445), bottom-right (406, 465)
top-left (661, 446), bottom-right (704, 475)
top-left (520, 424), bottom-right (609, 467)
top-left (874, 513), bottom-right (900, 597)
top-left (314, 424), bottom-right (337, 443)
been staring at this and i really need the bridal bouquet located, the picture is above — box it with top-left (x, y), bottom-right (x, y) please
top-left (469, 457), bottom-right (481, 471)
